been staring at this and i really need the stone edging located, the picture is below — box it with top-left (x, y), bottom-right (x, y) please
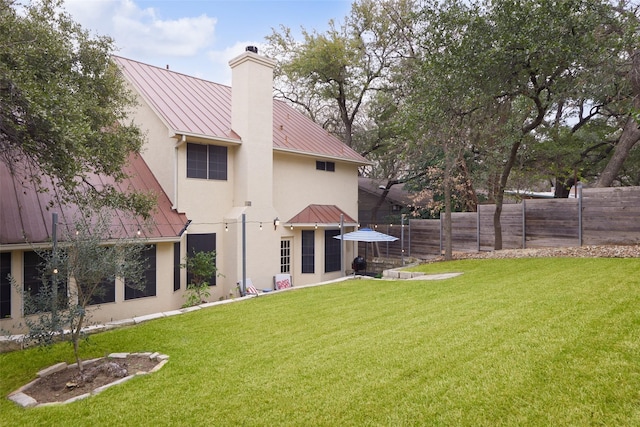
top-left (8, 351), bottom-right (169, 408)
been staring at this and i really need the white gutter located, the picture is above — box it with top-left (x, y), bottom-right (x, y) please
top-left (172, 135), bottom-right (186, 210)
top-left (171, 130), bottom-right (241, 146)
top-left (273, 146), bottom-right (371, 166)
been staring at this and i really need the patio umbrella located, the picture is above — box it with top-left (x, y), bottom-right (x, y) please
top-left (333, 228), bottom-right (399, 243)
top-left (333, 228), bottom-right (398, 273)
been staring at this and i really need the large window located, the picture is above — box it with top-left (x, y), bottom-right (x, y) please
top-left (186, 234), bottom-right (217, 286)
top-left (89, 278), bottom-right (116, 305)
top-left (0, 252), bottom-right (11, 318)
top-left (125, 245), bottom-right (157, 300)
top-left (301, 230), bottom-right (315, 274)
top-left (23, 251), bottom-right (67, 314)
top-left (324, 230), bottom-right (341, 273)
top-left (173, 242), bottom-right (181, 292)
top-left (280, 239), bottom-right (291, 274)
top-left (23, 250), bottom-right (44, 299)
top-left (187, 143), bottom-right (227, 180)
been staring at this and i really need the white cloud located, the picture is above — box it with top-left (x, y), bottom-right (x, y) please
top-left (62, 0), bottom-right (216, 59)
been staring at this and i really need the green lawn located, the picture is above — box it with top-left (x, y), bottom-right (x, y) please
top-left (2, 258), bottom-right (640, 426)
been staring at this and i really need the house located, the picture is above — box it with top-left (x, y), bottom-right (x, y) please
top-left (358, 177), bottom-right (414, 226)
top-left (115, 47), bottom-right (368, 291)
top-left (0, 153), bottom-right (189, 332)
top-left (0, 47), bottom-right (368, 333)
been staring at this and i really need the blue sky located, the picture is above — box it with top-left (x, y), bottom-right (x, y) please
top-left (62, 0), bottom-right (352, 84)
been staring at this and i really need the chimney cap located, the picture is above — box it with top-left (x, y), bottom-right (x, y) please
top-left (246, 45), bottom-right (258, 54)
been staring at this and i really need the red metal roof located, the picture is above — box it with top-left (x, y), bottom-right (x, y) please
top-left (113, 56), bottom-right (369, 165)
top-left (0, 153), bottom-right (188, 246)
top-left (286, 205), bottom-right (357, 226)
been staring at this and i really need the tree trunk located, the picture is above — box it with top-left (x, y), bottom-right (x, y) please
top-left (370, 179), bottom-right (399, 224)
top-left (596, 50), bottom-right (640, 187)
top-left (443, 176), bottom-right (453, 260)
top-left (554, 176), bottom-right (576, 198)
top-left (458, 156), bottom-right (479, 211)
top-left (494, 139), bottom-right (522, 250)
top-left (595, 115), bottom-right (640, 187)
top-left (72, 311), bottom-right (85, 372)
top-left (443, 143), bottom-right (453, 260)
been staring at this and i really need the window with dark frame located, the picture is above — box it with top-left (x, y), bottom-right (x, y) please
top-left (173, 242), bottom-right (181, 292)
top-left (187, 143), bottom-right (227, 180)
top-left (23, 251), bottom-right (67, 314)
top-left (88, 278), bottom-right (116, 305)
top-left (301, 230), bottom-right (315, 274)
top-left (316, 160), bottom-right (335, 172)
top-left (23, 250), bottom-right (44, 299)
top-left (0, 252), bottom-right (11, 318)
top-left (324, 230), bottom-right (341, 273)
top-left (125, 245), bottom-right (157, 300)
top-left (280, 239), bottom-right (291, 274)
top-left (186, 233), bottom-right (217, 286)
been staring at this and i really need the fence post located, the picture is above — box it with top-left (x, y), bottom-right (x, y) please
top-left (386, 224), bottom-right (390, 258)
top-left (578, 182), bottom-right (583, 246)
top-left (401, 215), bottom-right (405, 266)
top-left (439, 215), bottom-right (443, 255)
top-left (477, 207), bottom-right (481, 252)
top-left (408, 219), bottom-right (411, 258)
top-left (522, 199), bottom-right (526, 249)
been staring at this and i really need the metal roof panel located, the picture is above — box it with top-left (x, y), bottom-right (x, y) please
top-left (0, 154), bottom-right (188, 246)
top-left (113, 56), bottom-right (369, 164)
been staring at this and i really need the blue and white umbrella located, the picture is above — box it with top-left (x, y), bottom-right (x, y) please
top-left (334, 228), bottom-right (398, 274)
top-left (333, 227), bottom-right (398, 242)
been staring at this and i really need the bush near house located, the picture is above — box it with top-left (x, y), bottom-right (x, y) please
top-left (181, 250), bottom-right (218, 307)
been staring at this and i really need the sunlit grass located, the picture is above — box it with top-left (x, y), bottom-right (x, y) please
top-left (1, 258), bottom-right (639, 426)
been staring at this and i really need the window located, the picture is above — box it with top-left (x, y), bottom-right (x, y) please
top-left (23, 250), bottom-right (44, 299)
top-left (301, 230), bottom-right (315, 274)
top-left (187, 143), bottom-right (227, 180)
top-left (1, 252), bottom-right (11, 318)
top-left (125, 245), bottom-right (157, 300)
top-left (23, 251), bottom-right (67, 314)
top-left (89, 278), bottom-right (116, 305)
top-left (173, 242), bottom-right (181, 292)
top-left (280, 239), bottom-right (291, 274)
top-left (316, 160), bottom-right (335, 172)
top-left (186, 234), bottom-right (217, 286)
top-left (324, 230), bottom-right (341, 272)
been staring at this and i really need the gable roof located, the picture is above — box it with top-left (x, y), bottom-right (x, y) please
top-left (358, 177), bottom-right (414, 206)
top-left (286, 205), bottom-right (357, 227)
top-left (0, 153), bottom-right (188, 247)
top-left (113, 56), bottom-right (369, 165)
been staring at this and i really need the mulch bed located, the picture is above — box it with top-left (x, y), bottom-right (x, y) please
top-left (24, 355), bottom-right (160, 404)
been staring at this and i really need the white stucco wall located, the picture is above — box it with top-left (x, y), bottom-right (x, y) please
top-left (272, 152), bottom-right (360, 222)
top-left (0, 243), bottom-right (186, 334)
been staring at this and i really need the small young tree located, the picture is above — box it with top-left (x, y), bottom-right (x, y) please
top-left (19, 213), bottom-right (147, 372)
top-left (181, 251), bottom-right (218, 307)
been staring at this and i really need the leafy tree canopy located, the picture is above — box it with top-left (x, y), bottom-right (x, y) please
top-left (0, 0), bottom-right (154, 217)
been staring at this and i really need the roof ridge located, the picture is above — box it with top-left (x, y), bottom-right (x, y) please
top-left (112, 55), bottom-right (231, 89)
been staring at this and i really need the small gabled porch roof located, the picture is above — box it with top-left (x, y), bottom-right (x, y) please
top-left (285, 205), bottom-right (357, 228)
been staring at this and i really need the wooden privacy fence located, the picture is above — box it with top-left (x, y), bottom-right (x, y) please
top-left (365, 186), bottom-right (640, 260)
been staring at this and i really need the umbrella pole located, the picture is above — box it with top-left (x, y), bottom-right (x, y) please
top-left (365, 242), bottom-right (368, 276)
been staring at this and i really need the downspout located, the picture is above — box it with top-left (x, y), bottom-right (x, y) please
top-left (173, 135), bottom-right (186, 210)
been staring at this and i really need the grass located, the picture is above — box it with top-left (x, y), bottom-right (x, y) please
top-left (1, 257), bottom-right (640, 426)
